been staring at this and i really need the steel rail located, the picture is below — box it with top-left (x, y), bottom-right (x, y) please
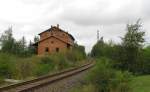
top-left (0, 62), bottom-right (94, 92)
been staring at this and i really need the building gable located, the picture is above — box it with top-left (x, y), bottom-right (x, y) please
top-left (36, 24), bottom-right (75, 55)
top-left (38, 36), bottom-right (70, 54)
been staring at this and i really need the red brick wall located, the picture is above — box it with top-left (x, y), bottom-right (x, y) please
top-left (38, 27), bottom-right (74, 55)
top-left (40, 28), bottom-right (74, 45)
top-left (50, 30), bottom-right (74, 45)
top-left (38, 37), bottom-right (70, 55)
top-left (40, 31), bottom-right (50, 41)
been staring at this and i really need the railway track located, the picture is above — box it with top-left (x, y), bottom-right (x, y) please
top-left (0, 62), bottom-right (94, 92)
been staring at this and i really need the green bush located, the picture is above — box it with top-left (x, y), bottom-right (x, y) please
top-left (0, 53), bottom-right (15, 78)
top-left (141, 46), bottom-right (150, 74)
top-left (0, 44), bottom-right (87, 80)
top-left (0, 76), bottom-right (4, 84)
top-left (35, 56), bottom-right (55, 76)
top-left (35, 64), bottom-right (52, 76)
top-left (87, 57), bottom-right (132, 92)
top-left (14, 59), bottom-right (35, 79)
top-left (55, 54), bottom-right (70, 70)
top-left (109, 71), bottom-right (132, 92)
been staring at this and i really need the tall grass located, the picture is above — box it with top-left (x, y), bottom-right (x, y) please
top-left (0, 49), bottom-right (86, 80)
top-left (71, 57), bottom-right (133, 92)
top-left (87, 57), bottom-right (132, 92)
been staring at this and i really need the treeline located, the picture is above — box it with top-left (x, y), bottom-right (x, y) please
top-left (0, 27), bottom-right (38, 57)
top-left (0, 27), bottom-right (86, 83)
top-left (91, 20), bottom-right (149, 75)
top-left (71, 20), bottom-right (150, 92)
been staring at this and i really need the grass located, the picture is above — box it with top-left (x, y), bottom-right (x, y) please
top-left (130, 75), bottom-right (150, 92)
top-left (70, 84), bottom-right (97, 92)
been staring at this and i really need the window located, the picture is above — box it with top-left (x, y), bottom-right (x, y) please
top-left (51, 41), bottom-right (54, 44)
top-left (67, 44), bottom-right (71, 49)
top-left (45, 47), bottom-right (49, 52)
top-left (56, 48), bottom-right (59, 52)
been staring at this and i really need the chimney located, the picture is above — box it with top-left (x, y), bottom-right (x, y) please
top-left (57, 24), bottom-right (59, 28)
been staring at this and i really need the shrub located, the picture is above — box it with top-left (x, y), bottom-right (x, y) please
top-left (35, 56), bottom-right (55, 76)
top-left (87, 58), bottom-right (114, 92)
top-left (0, 53), bottom-right (15, 78)
top-left (15, 59), bottom-right (35, 79)
top-left (87, 57), bottom-right (132, 92)
top-left (0, 44), bottom-right (87, 79)
top-left (56, 54), bottom-right (70, 70)
top-left (65, 44), bottom-right (86, 64)
top-left (109, 71), bottom-right (132, 92)
top-left (0, 76), bottom-right (4, 84)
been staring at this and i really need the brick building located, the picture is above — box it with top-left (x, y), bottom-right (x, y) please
top-left (35, 24), bottom-right (75, 55)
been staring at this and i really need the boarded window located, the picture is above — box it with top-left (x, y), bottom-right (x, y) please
top-left (67, 44), bottom-right (71, 49)
top-left (45, 47), bottom-right (49, 52)
top-left (51, 41), bottom-right (54, 44)
top-left (56, 48), bottom-right (59, 52)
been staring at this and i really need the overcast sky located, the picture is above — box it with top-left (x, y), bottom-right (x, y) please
top-left (0, 0), bottom-right (150, 52)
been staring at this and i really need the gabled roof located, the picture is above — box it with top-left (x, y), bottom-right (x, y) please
top-left (38, 27), bottom-right (51, 35)
top-left (38, 25), bottom-right (75, 41)
top-left (33, 35), bottom-right (73, 46)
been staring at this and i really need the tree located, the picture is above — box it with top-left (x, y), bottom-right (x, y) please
top-left (141, 46), bottom-right (150, 74)
top-left (27, 40), bottom-right (36, 55)
top-left (91, 37), bottom-right (104, 58)
top-left (121, 19), bottom-right (145, 73)
top-left (0, 27), bottom-right (30, 57)
top-left (0, 27), bottom-right (15, 54)
top-left (12, 36), bottom-right (28, 57)
top-left (19, 36), bottom-right (27, 56)
top-left (34, 36), bottom-right (39, 43)
top-left (66, 43), bottom-right (86, 63)
top-left (20, 36), bottom-right (26, 50)
top-left (91, 37), bottom-right (114, 59)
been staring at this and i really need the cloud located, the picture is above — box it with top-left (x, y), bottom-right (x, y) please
top-left (60, 0), bottom-right (144, 26)
top-left (0, 0), bottom-right (150, 53)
